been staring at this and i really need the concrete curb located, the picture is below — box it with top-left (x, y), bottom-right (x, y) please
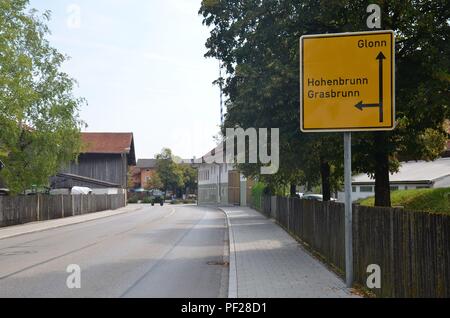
top-left (0, 205), bottom-right (144, 241)
top-left (218, 207), bottom-right (238, 298)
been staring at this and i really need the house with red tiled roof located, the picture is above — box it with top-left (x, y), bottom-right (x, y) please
top-left (50, 132), bottom-right (136, 193)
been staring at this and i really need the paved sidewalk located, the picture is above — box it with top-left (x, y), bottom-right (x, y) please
top-left (0, 204), bottom-right (143, 240)
top-left (220, 206), bottom-right (358, 298)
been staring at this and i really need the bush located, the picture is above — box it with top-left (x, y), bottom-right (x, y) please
top-left (251, 182), bottom-right (265, 210)
top-left (127, 195), bottom-right (139, 204)
top-left (358, 187), bottom-right (450, 214)
top-left (141, 197), bottom-right (152, 204)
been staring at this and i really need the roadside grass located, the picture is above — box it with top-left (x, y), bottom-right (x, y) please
top-left (358, 187), bottom-right (450, 214)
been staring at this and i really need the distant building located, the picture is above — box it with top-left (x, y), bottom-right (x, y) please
top-left (128, 165), bottom-right (141, 189)
top-left (136, 159), bottom-right (158, 189)
top-left (197, 144), bottom-right (253, 206)
top-left (51, 132), bottom-right (136, 194)
top-left (443, 140), bottom-right (450, 158)
top-left (338, 157), bottom-right (450, 202)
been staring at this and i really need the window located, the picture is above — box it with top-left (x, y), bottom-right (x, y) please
top-left (390, 186), bottom-right (399, 191)
top-left (360, 186), bottom-right (373, 193)
top-left (352, 186), bottom-right (356, 193)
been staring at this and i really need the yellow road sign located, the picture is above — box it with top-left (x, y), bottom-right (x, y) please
top-left (300, 30), bottom-right (395, 132)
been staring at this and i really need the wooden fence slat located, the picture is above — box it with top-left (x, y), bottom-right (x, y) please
top-left (261, 195), bottom-right (450, 298)
top-left (0, 194), bottom-right (126, 228)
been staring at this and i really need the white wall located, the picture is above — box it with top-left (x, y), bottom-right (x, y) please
top-left (433, 175), bottom-right (450, 188)
top-left (337, 183), bottom-right (431, 202)
top-left (198, 163), bottom-right (234, 186)
top-left (91, 188), bottom-right (123, 195)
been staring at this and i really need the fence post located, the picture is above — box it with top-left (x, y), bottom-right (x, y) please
top-left (71, 195), bottom-right (75, 216)
top-left (271, 196), bottom-right (276, 219)
top-left (286, 197), bottom-right (290, 232)
top-left (61, 195), bottom-right (64, 218)
top-left (36, 194), bottom-right (40, 222)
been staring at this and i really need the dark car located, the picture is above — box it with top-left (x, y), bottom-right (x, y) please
top-left (149, 189), bottom-right (165, 206)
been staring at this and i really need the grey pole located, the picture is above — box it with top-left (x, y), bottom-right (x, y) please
top-left (344, 132), bottom-right (353, 288)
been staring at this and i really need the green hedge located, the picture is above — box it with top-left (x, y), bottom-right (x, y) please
top-left (358, 187), bottom-right (450, 214)
top-left (251, 182), bottom-right (265, 210)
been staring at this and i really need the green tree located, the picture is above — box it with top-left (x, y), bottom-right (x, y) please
top-left (145, 172), bottom-right (163, 190)
top-left (155, 148), bottom-right (184, 194)
top-left (0, 0), bottom-right (86, 194)
top-left (181, 164), bottom-right (198, 195)
top-left (200, 0), bottom-right (449, 206)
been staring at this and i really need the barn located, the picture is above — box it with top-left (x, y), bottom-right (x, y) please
top-left (51, 132), bottom-right (136, 194)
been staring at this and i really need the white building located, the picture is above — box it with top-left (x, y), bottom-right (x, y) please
top-left (338, 157), bottom-right (450, 202)
top-left (197, 144), bottom-right (252, 206)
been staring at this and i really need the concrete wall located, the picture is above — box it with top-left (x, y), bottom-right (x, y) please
top-left (337, 183), bottom-right (432, 202)
top-left (434, 175), bottom-right (450, 188)
top-left (240, 180), bottom-right (247, 207)
top-left (198, 183), bottom-right (229, 205)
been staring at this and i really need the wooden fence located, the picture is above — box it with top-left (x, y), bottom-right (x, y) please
top-left (259, 195), bottom-right (450, 298)
top-left (0, 194), bottom-right (126, 228)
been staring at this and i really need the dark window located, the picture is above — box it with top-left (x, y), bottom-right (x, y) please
top-left (360, 186), bottom-right (373, 193)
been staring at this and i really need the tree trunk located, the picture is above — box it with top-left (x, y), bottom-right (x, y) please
top-left (290, 183), bottom-right (296, 197)
top-left (320, 159), bottom-right (331, 201)
top-left (374, 133), bottom-right (391, 207)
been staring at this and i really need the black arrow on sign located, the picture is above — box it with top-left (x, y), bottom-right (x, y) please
top-left (354, 52), bottom-right (385, 123)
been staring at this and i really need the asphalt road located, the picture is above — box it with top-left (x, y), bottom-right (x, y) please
top-left (0, 205), bottom-right (228, 298)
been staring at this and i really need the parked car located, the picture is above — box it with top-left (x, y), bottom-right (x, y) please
top-left (302, 194), bottom-right (337, 202)
top-left (71, 186), bottom-right (93, 195)
top-left (302, 194), bottom-right (323, 201)
top-left (0, 188), bottom-right (10, 196)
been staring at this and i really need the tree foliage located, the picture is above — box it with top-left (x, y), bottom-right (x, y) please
top-left (0, 0), bottom-right (86, 193)
top-left (155, 148), bottom-right (184, 192)
top-left (145, 172), bottom-right (163, 190)
top-left (200, 0), bottom-right (449, 205)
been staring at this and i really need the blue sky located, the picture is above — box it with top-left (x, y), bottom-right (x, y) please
top-left (28, 0), bottom-right (220, 160)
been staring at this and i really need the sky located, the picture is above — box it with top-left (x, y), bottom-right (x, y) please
top-left (28, 0), bottom-right (221, 160)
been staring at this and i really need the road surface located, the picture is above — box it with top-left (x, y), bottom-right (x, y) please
top-left (0, 205), bottom-right (228, 298)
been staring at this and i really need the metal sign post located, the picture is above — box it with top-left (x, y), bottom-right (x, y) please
top-left (344, 132), bottom-right (353, 287)
top-left (299, 5), bottom-right (394, 289)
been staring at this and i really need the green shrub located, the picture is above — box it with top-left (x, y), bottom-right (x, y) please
top-left (251, 182), bottom-right (265, 210)
top-left (358, 187), bottom-right (450, 214)
top-left (127, 195), bottom-right (139, 204)
top-left (141, 197), bottom-right (152, 204)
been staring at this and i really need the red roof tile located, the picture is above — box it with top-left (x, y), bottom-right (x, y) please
top-left (81, 133), bottom-right (134, 154)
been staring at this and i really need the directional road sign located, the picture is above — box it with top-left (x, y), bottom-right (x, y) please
top-left (300, 30), bottom-right (395, 132)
